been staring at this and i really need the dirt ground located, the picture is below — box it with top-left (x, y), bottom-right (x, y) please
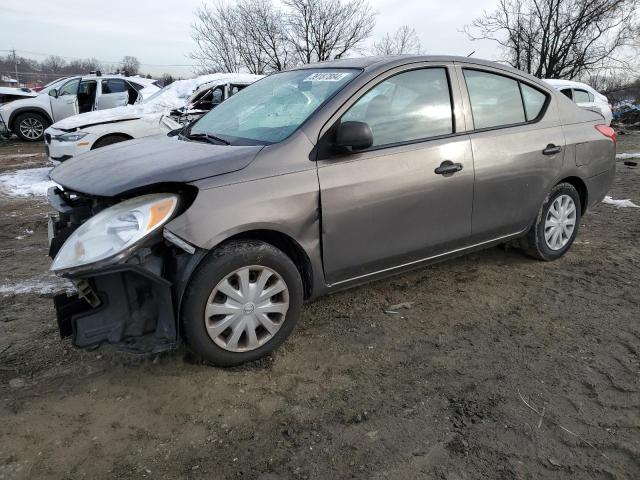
top-left (0, 135), bottom-right (638, 480)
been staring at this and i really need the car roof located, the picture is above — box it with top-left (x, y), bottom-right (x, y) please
top-left (80, 74), bottom-right (154, 84)
top-left (291, 55), bottom-right (551, 90)
top-left (543, 79), bottom-right (596, 91)
top-left (292, 54), bottom-right (514, 70)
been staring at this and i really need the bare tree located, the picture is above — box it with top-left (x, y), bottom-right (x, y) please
top-left (191, 2), bottom-right (243, 73)
top-left (191, 0), bottom-right (291, 74)
top-left (192, 0), bottom-right (376, 72)
top-left (585, 70), bottom-right (632, 93)
top-left (237, 0), bottom-right (293, 71)
top-left (66, 58), bottom-right (102, 74)
top-left (42, 55), bottom-right (66, 73)
top-left (465, 0), bottom-right (639, 79)
top-left (161, 73), bottom-right (175, 86)
top-left (284, 0), bottom-right (377, 63)
top-left (372, 26), bottom-right (422, 55)
top-left (120, 56), bottom-right (140, 76)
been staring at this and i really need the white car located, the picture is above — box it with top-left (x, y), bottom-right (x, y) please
top-left (44, 73), bottom-right (262, 161)
top-left (0, 75), bottom-right (160, 142)
top-left (543, 79), bottom-right (612, 125)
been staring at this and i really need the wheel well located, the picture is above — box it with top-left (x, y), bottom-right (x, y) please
top-left (10, 109), bottom-right (52, 130)
top-left (92, 133), bottom-right (133, 149)
top-left (557, 176), bottom-right (588, 213)
top-left (224, 230), bottom-right (314, 300)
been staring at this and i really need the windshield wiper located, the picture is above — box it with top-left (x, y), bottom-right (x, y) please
top-left (184, 132), bottom-right (230, 146)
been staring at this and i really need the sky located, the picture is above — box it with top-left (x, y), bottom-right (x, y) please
top-left (0, 0), bottom-right (499, 78)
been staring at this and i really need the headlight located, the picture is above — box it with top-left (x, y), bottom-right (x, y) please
top-left (56, 131), bottom-right (88, 142)
top-left (51, 193), bottom-right (179, 273)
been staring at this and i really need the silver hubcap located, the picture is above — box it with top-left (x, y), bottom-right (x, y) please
top-left (19, 117), bottom-right (44, 140)
top-left (204, 266), bottom-right (289, 352)
top-left (544, 194), bottom-right (576, 250)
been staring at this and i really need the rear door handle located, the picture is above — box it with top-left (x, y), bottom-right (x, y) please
top-left (542, 144), bottom-right (562, 156)
top-left (434, 160), bottom-right (463, 175)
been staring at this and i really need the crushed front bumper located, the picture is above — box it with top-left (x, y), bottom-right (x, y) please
top-left (53, 265), bottom-right (177, 353)
top-left (48, 187), bottom-right (200, 354)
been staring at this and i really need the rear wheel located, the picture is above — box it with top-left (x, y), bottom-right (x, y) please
top-left (14, 112), bottom-right (48, 142)
top-left (521, 182), bottom-right (581, 261)
top-left (181, 240), bottom-right (303, 367)
top-left (92, 134), bottom-right (131, 149)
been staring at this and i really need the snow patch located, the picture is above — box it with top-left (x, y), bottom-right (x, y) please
top-left (602, 196), bottom-right (640, 208)
top-left (0, 167), bottom-right (55, 197)
top-left (616, 152), bottom-right (640, 160)
top-left (0, 276), bottom-right (75, 296)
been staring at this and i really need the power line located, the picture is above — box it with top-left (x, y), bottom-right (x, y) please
top-left (0, 49), bottom-right (197, 68)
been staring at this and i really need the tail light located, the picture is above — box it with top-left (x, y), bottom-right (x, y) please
top-left (595, 124), bottom-right (616, 146)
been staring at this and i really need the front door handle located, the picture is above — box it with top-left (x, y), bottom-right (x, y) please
top-left (542, 144), bottom-right (562, 156)
top-left (434, 160), bottom-right (463, 175)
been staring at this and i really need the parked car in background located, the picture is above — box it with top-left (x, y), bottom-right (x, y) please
top-left (44, 73), bottom-right (262, 161)
top-left (0, 74), bottom-right (160, 142)
top-left (0, 87), bottom-right (37, 105)
top-left (544, 79), bottom-right (612, 125)
top-left (48, 56), bottom-right (616, 367)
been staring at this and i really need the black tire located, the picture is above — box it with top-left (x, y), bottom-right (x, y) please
top-left (14, 112), bottom-right (48, 142)
top-left (92, 134), bottom-right (131, 149)
top-left (521, 182), bottom-right (582, 261)
top-left (181, 240), bottom-right (303, 367)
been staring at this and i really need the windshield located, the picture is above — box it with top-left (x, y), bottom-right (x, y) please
top-left (38, 77), bottom-right (73, 95)
top-left (190, 69), bottom-right (358, 145)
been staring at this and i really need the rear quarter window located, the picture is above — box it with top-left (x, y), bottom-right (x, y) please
top-left (521, 84), bottom-right (547, 121)
top-left (463, 70), bottom-right (525, 129)
top-left (463, 69), bottom-right (550, 129)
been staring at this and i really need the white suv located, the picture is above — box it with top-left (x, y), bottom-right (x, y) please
top-left (0, 74), bottom-right (160, 142)
top-left (44, 73), bottom-right (262, 161)
top-left (543, 79), bottom-right (613, 125)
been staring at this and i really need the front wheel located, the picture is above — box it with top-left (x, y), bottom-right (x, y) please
top-left (14, 112), bottom-right (48, 142)
top-left (181, 240), bottom-right (303, 367)
top-left (521, 182), bottom-right (582, 261)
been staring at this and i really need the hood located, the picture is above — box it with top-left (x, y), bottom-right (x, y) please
top-left (50, 135), bottom-right (263, 197)
top-left (0, 87), bottom-right (37, 97)
top-left (52, 105), bottom-right (158, 130)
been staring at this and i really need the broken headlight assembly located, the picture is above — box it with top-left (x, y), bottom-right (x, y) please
top-left (51, 193), bottom-right (179, 273)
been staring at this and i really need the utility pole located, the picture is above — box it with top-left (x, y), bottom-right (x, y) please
top-left (11, 49), bottom-right (19, 84)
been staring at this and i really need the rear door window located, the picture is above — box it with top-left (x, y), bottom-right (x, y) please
top-left (342, 67), bottom-right (453, 148)
top-left (463, 70), bottom-right (525, 129)
top-left (101, 79), bottom-right (128, 94)
top-left (521, 84), bottom-right (547, 121)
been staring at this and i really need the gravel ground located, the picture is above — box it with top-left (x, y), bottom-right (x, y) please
top-left (0, 135), bottom-right (638, 480)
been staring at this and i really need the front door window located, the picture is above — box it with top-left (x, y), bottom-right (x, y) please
top-left (342, 68), bottom-right (453, 147)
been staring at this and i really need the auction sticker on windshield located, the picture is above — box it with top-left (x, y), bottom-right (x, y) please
top-left (304, 72), bottom-right (352, 82)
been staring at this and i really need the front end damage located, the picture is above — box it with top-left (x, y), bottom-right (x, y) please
top-left (47, 186), bottom-right (201, 354)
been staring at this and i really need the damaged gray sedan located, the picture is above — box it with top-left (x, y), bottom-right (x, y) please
top-left (48, 56), bottom-right (616, 366)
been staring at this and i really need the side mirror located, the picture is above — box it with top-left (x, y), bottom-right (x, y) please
top-left (49, 88), bottom-right (58, 98)
top-left (335, 121), bottom-right (373, 151)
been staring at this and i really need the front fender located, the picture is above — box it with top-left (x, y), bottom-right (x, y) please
top-left (8, 106), bottom-right (53, 129)
top-left (165, 169), bottom-right (325, 296)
